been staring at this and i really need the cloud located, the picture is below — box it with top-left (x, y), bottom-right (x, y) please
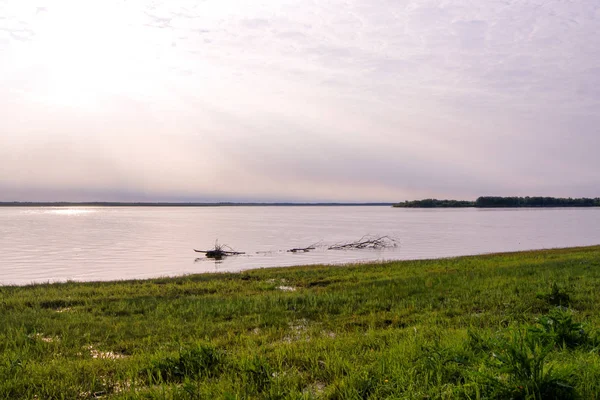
top-left (0, 0), bottom-right (599, 201)
top-left (144, 11), bottom-right (172, 29)
top-left (0, 27), bottom-right (35, 41)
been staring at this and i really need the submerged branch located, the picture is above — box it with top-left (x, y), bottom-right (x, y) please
top-left (287, 241), bottom-right (322, 253)
top-left (327, 235), bottom-right (397, 250)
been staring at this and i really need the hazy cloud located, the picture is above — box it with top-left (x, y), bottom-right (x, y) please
top-left (1, 0), bottom-right (599, 202)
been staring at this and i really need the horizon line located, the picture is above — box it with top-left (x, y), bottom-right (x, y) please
top-left (0, 201), bottom-right (396, 207)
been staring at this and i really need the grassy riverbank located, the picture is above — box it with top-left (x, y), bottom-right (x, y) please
top-left (2, 246), bottom-right (600, 399)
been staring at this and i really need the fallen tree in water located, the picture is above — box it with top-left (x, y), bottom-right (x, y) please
top-left (194, 241), bottom-right (244, 259)
top-left (328, 235), bottom-right (397, 250)
top-left (195, 236), bottom-right (397, 259)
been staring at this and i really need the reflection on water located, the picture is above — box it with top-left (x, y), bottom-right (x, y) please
top-left (1, 206), bottom-right (599, 285)
top-left (19, 208), bottom-right (99, 216)
top-left (45, 208), bottom-right (98, 216)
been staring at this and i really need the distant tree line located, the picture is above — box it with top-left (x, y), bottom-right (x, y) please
top-left (474, 196), bottom-right (600, 208)
top-left (393, 199), bottom-right (476, 208)
top-left (393, 197), bottom-right (600, 208)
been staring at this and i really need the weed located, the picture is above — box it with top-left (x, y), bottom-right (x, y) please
top-left (416, 342), bottom-right (469, 388)
top-left (240, 356), bottom-right (272, 394)
top-left (488, 329), bottom-right (577, 399)
top-left (531, 307), bottom-right (588, 349)
top-left (537, 283), bottom-right (571, 307)
top-left (150, 344), bottom-right (223, 383)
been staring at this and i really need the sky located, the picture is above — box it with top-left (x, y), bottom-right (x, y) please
top-left (1, 0), bottom-right (599, 202)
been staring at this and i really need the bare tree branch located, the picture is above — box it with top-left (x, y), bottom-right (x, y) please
top-left (327, 235), bottom-right (397, 250)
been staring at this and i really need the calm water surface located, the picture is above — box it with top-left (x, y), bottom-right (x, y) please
top-left (1, 206), bottom-right (599, 285)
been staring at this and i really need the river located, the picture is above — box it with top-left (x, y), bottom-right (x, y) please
top-left (1, 206), bottom-right (599, 285)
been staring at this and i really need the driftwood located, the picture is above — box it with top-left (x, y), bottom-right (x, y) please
top-left (327, 235), bottom-right (397, 250)
top-left (194, 241), bottom-right (244, 259)
top-left (287, 241), bottom-right (322, 253)
top-left (287, 246), bottom-right (315, 253)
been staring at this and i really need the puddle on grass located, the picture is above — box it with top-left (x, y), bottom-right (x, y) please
top-left (86, 345), bottom-right (127, 360)
top-left (276, 285), bottom-right (297, 292)
top-left (30, 333), bottom-right (57, 343)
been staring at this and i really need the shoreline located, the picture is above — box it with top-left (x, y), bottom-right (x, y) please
top-left (3, 244), bottom-right (599, 288)
top-left (2, 245), bottom-right (600, 397)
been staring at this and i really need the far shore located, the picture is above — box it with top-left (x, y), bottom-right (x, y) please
top-left (3, 196), bottom-right (600, 208)
top-left (394, 196), bottom-right (600, 208)
top-left (0, 201), bottom-right (393, 207)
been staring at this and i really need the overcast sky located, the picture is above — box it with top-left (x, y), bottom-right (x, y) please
top-left (1, 0), bottom-right (599, 202)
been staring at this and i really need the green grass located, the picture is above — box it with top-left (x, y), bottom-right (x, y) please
top-left (1, 246), bottom-right (600, 399)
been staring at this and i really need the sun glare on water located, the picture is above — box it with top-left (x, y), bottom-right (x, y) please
top-left (47, 208), bottom-right (96, 216)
